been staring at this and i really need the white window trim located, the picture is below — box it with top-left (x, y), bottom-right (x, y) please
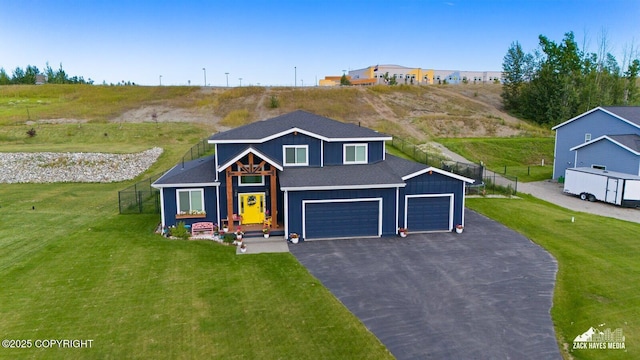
top-left (176, 188), bottom-right (205, 213)
top-left (343, 143), bottom-right (368, 164)
top-left (237, 165), bottom-right (265, 186)
top-left (585, 133), bottom-right (592, 142)
top-left (283, 145), bottom-right (309, 166)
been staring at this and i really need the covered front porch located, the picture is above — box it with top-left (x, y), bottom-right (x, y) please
top-left (219, 147), bottom-right (283, 232)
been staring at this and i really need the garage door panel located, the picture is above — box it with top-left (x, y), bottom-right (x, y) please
top-left (305, 200), bottom-right (379, 239)
top-left (407, 196), bottom-right (451, 231)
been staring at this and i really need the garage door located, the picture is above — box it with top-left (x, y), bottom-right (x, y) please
top-left (303, 199), bottom-right (381, 239)
top-left (405, 195), bottom-right (452, 232)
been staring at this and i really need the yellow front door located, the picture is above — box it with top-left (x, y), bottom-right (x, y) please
top-left (239, 193), bottom-right (265, 224)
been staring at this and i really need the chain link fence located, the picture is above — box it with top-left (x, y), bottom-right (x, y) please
top-left (118, 174), bottom-right (162, 214)
top-left (390, 137), bottom-right (484, 185)
top-left (390, 137), bottom-right (518, 195)
top-left (118, 138), bottom-right (214, 214)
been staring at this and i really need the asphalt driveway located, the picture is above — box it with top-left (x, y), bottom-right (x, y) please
top-left (289, 209), bottom-right (560, 360)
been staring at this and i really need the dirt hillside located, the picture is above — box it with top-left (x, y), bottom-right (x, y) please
top-left (112, 84), bottom-right (548, 142)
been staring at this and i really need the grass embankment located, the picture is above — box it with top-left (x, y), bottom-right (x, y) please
top-left (468, 197), bottom-right (640, 360)
top-left (0, 122), bottom-right (392, 359)
top-left (0, 85), bottom-right (201, 124)
top-left (439, 137), bottom-right (555, 182)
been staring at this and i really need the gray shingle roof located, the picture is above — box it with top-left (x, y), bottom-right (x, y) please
top-left (209, 110), bottom-right (390, 142)
top-left (280, 161), bottom-right (404, 189)
top-left (602, 106), bottom-right (640, 126)
top-left (384, 154), bottom-right (430, 177)
top-left (279, 154), bottom-right (428, 189)
top-left (608, 134), bottom-right (640, 152)
top-left (153, 155), bottom-right (216, 186)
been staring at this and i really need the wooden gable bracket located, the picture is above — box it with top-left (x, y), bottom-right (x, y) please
top-left (225, 153), bottom-right (278, 230)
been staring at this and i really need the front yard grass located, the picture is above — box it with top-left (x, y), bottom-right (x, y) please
top-left (467, 196), bottom-right (640, 360)
top-left (0, 182), bottom-right (392, 359)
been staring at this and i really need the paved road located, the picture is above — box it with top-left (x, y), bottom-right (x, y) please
top-left (289, 210), bottom-right (560, 360)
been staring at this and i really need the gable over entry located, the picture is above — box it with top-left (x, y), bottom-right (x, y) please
top-left (222, 151), bottom-right (279, 231)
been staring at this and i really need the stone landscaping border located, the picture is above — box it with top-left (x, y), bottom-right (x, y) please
top-left (0, 147), bottom-right (162, 183)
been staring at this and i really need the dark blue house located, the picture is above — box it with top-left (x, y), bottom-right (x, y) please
top-left (553, 106), bottom-right (640, 179)
top-left (153, 111), bottom-right (474, 240)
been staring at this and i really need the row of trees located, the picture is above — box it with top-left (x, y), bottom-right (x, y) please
top-left (0, 63), bottom-right (93, 85)
top-left (502, 31), bottom-right (639, 126)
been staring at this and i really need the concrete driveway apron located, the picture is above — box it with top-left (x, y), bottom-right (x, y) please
top-left (289, 209), bottom-right (560, 360)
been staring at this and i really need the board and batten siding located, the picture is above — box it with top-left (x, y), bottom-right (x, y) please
top-left (554, 109), bottom-right (640, 179)
top-left (285, 188), bottom-right (397, 239)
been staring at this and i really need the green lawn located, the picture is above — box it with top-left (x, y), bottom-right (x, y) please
top-left (0, 185), bottom-right (392, 359)
top-left (438, 137), bottom-right (555, 181)
top-left (467, 196), bottom-right (639, 360)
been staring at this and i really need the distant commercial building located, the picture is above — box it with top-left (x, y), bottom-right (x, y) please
top-left (35, 74), bottom-right (47, 85)
top-left (320, 65), bottom-right (503, 86)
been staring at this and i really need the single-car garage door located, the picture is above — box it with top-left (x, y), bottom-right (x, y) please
top-left (405, 194), bottom-right (453, 232)
top-left (303, 198), bottom-right (381, 239)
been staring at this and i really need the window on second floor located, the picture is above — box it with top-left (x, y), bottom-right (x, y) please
top-left (177, 188), bottom-right (204, 214)
top-left (344, 144), bottom-right (368, 164)
top-left (585, 133), bottom-right (592, 142)
top-left (283, 145), bottom-right (308, 166)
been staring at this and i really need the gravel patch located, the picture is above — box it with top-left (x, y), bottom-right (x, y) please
top-left (0, 147), bottom-right (163, 183)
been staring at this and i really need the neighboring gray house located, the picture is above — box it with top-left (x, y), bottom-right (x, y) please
top-left (552, 106), bottom-right (640, 179)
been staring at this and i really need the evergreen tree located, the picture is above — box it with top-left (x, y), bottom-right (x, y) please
top-left (0, 68), bottom-right (10, 85)
top-left (11, 66), bottom-right (25, 84)
top-left (501, 41), bottom-right (533, 112)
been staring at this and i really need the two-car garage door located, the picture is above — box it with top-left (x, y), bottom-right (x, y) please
top-left (300, 194), bottom-right (454, 239)
top-left (303, 198), bottom-right (382, 239)
top-left (405, 194), bottom-right (453, 232)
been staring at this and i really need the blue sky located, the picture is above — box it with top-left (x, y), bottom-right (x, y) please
top-left (1, 0), bottom-right (638, 86)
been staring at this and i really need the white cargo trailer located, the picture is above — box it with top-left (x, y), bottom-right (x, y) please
top-left (564, 167), bottom-right (640, 207)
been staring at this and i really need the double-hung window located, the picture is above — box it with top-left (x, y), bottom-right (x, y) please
top-left (177, 188), bottom-right (205, 214)
top-left (344, 144), bottom-right (367, 164)
top-left (283, 145), bottom-right (308, 166)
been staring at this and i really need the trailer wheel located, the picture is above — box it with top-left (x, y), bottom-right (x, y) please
top-left (579, 193), bottom-right (587, 201)
top-left (587, 194), bottom-right (596, 202)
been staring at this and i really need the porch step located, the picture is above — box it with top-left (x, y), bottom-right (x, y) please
top-left (242, 229), bottom-right (285, 238)
top-left (236, 234), bottom-right (289, 255)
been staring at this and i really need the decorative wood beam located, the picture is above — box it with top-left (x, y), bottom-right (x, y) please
top-left (226, 167), bottom-right (234, 231)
